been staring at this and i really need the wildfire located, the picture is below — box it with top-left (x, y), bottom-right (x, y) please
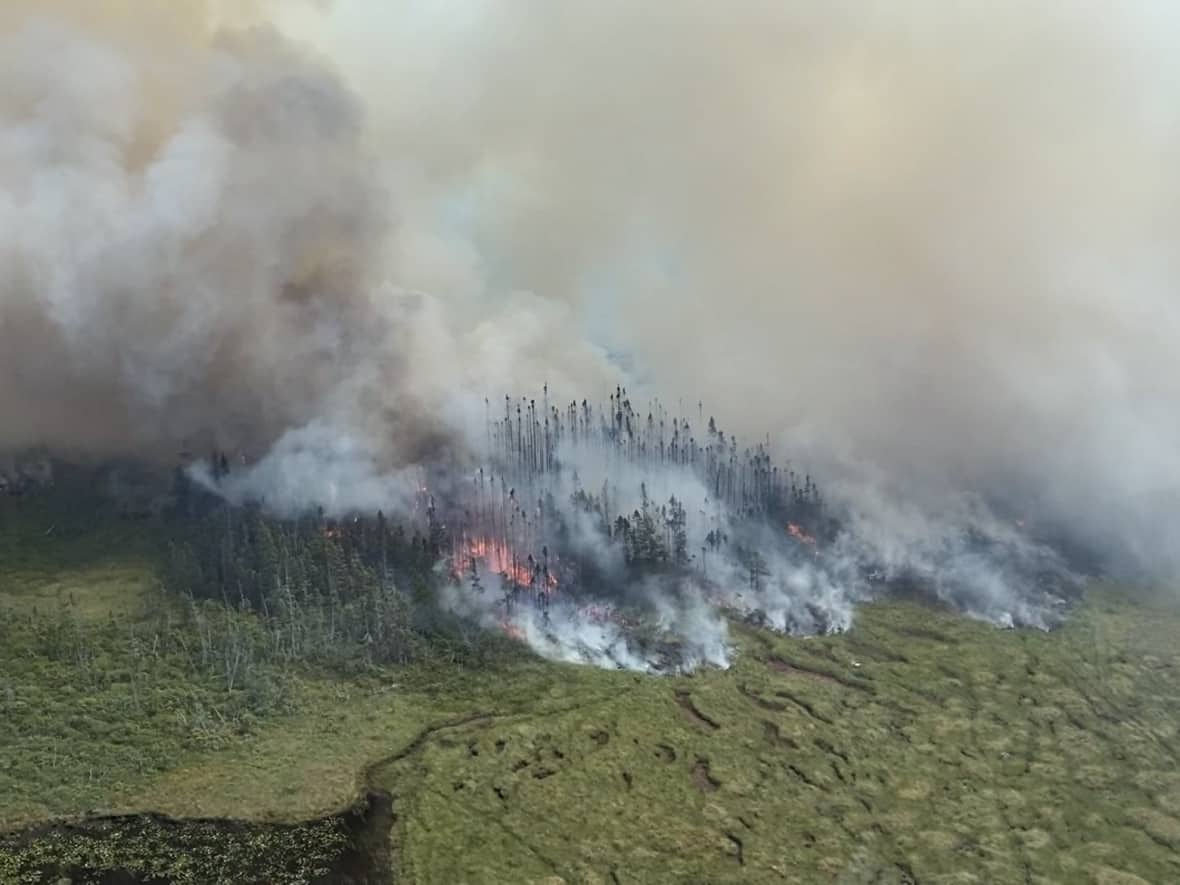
top-left (322, 526), bottom-right (342, 540)
top-left (454, 536), bottom-right (559, 591)
top-left (499, 619), bottom-right (527, 641)
top-left (579, 603), bottom-right (615, 624)
top-left (786, 522), bottom-right (817, 546)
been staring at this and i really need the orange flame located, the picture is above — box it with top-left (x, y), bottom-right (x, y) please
top-left (454, 536), bottom-right (558, 592)
top-left (786, 522), bottom-right (817, 546)
top-left (500, 620), bottom-right (526, 641)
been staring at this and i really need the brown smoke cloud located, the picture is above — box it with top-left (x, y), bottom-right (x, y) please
top-left (0, 0), bottom-right (390, 457)
top-left (0, 0), bottom-right (614, 465)
top-left (4, 1), bottom-right (1179, 579)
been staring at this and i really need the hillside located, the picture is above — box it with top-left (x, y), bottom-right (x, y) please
top-left (1, 491), bottom-right (1178, 884)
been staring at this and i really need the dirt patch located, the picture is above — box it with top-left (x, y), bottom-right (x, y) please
top-left (724, 831), bottom-right (745, 865)
top-left (362, 712), bottom-right (498, 779)
top-left (693, 757), bottom-right (720, 793)
top-left (329, 790), bottom-right (395, 885)
top-left (767, 657), bottom-right (875, 694)
top-left (895, 861), bottom-right (919, 884)
top-left (675, 690), bottom-right (721, 731)
top-left (895, 624), bottom-right (958, 645)
top-left (769, 657), bottom-right (839, 682)
top-left (761, 720), bottom-right (800, 751)
top-left (813, 737), bottom-right (850, 765)
top-left (773, 689), bottom-right (834, 725)
top-left (738, 682), bottom-right (789, 712)
top-left (787, 764), bottom-right (820, 790)
top-left (847, 638), bottom-right (910, 664)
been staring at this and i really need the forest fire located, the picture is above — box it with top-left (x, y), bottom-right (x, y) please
top-left (786, 523), bottom-right (817, 546)
top-left (579, 603), bottom-right (615, 624)
top-left (109, 382), bottom-right (1074, 684)
top-left (453, 535), bottom-right (559, 592)
top-left (188, 386), bottom-right (1068, 672)
top-left (414, 388), bottom-right (856, 656)
top-left (499, 619), bottom-right (527, 641)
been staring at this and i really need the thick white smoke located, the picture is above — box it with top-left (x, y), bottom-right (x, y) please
top-left (0, 3), bottom-right (389, 457)
top-left (0, 2), bottom-right (614, 463)
top-left (276, 0), bottom-right (1180, 585)
top-left (436, 436), bottom-right (857, 672)
top-left (4, 2), bottom-right (1177, 669)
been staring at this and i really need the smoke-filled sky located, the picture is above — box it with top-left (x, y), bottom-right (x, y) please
top-left (3, 1), bottom-right (1179, 580)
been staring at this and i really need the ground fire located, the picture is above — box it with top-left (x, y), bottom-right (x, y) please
top-left (787, 522), bottom-right (817, 547)
top-left (166, 386), bottom-right (1078, 671)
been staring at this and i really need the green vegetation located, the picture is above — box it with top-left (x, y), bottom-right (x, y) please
top-left (0, 486), bottom-right (528, 830)
top-left (376, 589), bottom-right (1180, 885)
top-left (2, 488), bottom-right (1179, 883)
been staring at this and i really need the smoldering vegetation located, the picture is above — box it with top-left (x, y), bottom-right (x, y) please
top-left (189, 388), bottom-right (1078, 672)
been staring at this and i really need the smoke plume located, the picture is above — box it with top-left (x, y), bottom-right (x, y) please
top-left (277, 0), bottom-right (1180, 583)
top-left (4, 2), bottom-right (1178, 668)
top-left (0, 1), bottom-right (612, 466)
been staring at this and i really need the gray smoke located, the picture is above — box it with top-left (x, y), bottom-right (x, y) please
top-left (1, 3), bottom-right (386, 458)
top-left (5, 2), bottom-right (1177, 670)
top-left (0, 2), bottom-right (609, 465)
top-left (279, 1), bottom-right (1180, 584)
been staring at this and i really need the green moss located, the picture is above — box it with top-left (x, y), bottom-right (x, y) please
top-left (371, 594), bottom-right (1180, 884)
top-left (3, 495), bottom-right (1180, 883)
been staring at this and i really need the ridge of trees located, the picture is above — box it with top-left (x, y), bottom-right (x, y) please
top-left (158, 387), bottom-right (837, 663)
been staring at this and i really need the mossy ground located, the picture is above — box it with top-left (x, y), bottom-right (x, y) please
top-left (2, 493), bottom-right (1179, 884)
top-left (375, 589), bottom-right (1180, 885)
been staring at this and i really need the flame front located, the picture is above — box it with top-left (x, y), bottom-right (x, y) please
top-left (787, 522), bottom-right (817, 546)
top-left (454, 536), bottom-right (558, 592)
top-left (499, 619), bottom-right (527, 641)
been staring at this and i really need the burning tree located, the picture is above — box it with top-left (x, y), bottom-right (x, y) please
top-left (161, 386), bottom-right (867, 672)
top-left (428, 387), bottom-right (844, 648)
